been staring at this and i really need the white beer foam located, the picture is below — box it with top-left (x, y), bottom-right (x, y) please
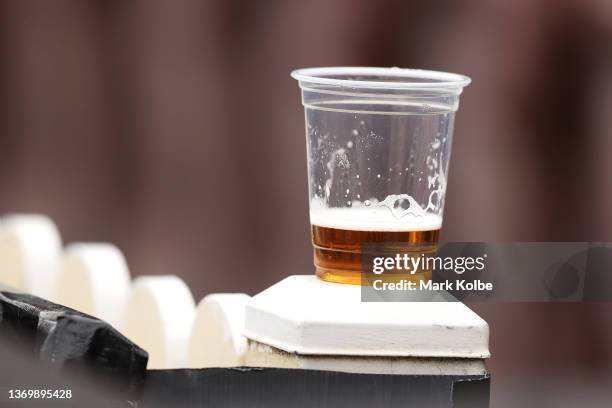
top-left (310, 205), bottom-right (442, 232)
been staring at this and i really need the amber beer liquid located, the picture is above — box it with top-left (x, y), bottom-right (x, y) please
top-left (310, 207), bottom-right (441, 285)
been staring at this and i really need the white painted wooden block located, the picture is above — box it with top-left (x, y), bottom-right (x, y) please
top-left (245, 341), bottom-right (487, 375)
top-left (188, 293), bottom-right (250, 368)
top-left (123, 275), bottom-right (196, 369)
top-left (243, 275), bottom-right (489, 373)
top-left (56, 243), bottom-right (131, 328)
top-left (0, 214), bottom-right (62, 300)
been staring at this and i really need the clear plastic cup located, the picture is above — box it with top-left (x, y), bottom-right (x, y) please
top-left (291, 67), bottom-right (471, 284)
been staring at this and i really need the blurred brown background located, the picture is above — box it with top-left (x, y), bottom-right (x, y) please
top-left (0, 1), bottom-right (611, 406)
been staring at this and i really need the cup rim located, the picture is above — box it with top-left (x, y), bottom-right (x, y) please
top-left (291, 66), bottom-right (471, 90)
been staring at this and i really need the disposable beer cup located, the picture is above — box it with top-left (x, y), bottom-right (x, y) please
top-left (291, 67), bottom-right (471, 284)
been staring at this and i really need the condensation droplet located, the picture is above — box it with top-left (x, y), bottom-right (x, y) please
top-left (346, 188), bottom-right (350, 194)
top-left (351, 129), bottom-right (358, 136)
top-left (377, 174), bottom-right (381, 178)
top-left (356, 174), bottom-right (360, 179)
top-left (347, 201), bottom-right (352, 206)
top-left (346, 141), bottom-right (354, 148)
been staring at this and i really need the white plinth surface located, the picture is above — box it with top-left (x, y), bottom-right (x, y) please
top-left (244, 275), bottom-right (490, 359)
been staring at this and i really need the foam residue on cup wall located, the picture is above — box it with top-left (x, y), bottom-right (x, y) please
top-left (425, 132), bottom-right (448, 214)
top-left (323, 147), bottom-right (350, 201)
top-left (309, 132), bottom-right (449, 227)
top-left (306, 98), bottom-right (454, 223)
